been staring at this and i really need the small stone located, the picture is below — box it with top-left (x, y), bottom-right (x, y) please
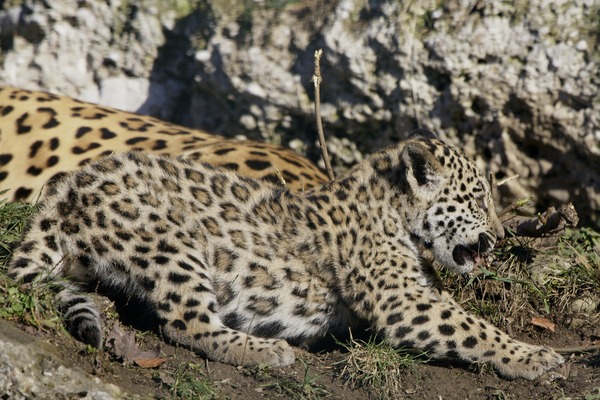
top-left (195, 50), bottom-right (211, 63)
top-left (240, 114), bottom-right (257, 130)
top-left (569, 297), bottom-right (599, 314)
top-left (575, 40), bottom-right (587, 51)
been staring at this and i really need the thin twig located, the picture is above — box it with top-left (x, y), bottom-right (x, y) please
top-left (495, 174), bottom-right (519, 187)
top-left (497, 197), bottom-right (533, 218)
top-left (310, 49), bottom-right (335, 181)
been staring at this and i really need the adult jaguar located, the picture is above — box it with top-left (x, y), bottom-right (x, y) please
top-left (0, 85), bottom-right (327, 201)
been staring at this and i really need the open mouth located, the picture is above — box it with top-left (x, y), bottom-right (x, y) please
top-left (452, 233), bottom-right (494, 266)
top-left (452, 244), bottom-right (482, 266)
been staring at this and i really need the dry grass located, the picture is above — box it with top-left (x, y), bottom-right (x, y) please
top-left (335, 332), bottom-right (426, 399)
top-left (440, 227), bottom-right (600, 334)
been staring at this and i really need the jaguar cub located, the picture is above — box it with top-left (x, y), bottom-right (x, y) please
top-left (8, 130), bottom-right (564, 379)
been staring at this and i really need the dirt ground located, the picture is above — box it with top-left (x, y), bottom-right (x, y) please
top-left (8, 299), bottom-right (600, 400)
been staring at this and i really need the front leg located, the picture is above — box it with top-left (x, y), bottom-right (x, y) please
top-left (345, 267), bottom-right (564, 379)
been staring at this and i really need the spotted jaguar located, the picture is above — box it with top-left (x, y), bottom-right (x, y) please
top-left (0, 85), bottom-right (327, 202)
top-left (8, 130), bottom-right (564, 379)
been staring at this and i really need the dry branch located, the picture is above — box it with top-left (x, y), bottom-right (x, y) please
top-left (310, 49), bottom-right (335, 181)
top-left (503, 203), bottom-right (579, 237)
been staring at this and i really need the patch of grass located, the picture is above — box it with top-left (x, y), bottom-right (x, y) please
top-left (162, 362), bottom-right (218, 400)
top-left (0, 191), bottom-right (38, 264)
top-left (545, 228), bottom-right (600, 314)
top-left (0, 192), bottom-right (62, 331)
top-left (584, 387), bottom-right (600, 400)
top-left (247, 359), bottom-right (330, 399)
top-left (441, 226), bottom-right (600, 334)
top-left (489, 389), bottom-right (516, 400)
top-left (335, 333), bottom-right (426, 400)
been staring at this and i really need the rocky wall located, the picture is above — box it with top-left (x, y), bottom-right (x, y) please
top-left (0, 0), bottom-right (598, 226)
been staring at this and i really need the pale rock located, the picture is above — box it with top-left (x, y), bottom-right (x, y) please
top-left (0, 0), bottom-right (598, 227)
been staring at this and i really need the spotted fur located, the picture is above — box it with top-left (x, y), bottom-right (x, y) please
top-left (0, 86), bottom-right (327, 202)
top-left (8, 130), bottom-right (564, 379)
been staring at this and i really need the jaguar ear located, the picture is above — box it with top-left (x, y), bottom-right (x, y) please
top-left (400, 142), bottom-right (447, 201)
top-left (408, 128), bottom-right (437, 140)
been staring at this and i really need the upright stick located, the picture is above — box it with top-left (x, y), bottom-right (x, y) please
top-left (311, 49), bottom-right (335, 181)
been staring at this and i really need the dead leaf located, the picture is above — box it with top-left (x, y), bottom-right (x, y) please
top-left (134, 357), bottom-right (169, 368)
top-left (531, 317), bottom-right (556, 332)
top-left (106, 322), bottom-right (162, 364)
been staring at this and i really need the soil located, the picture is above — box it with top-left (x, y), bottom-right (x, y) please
top-left (6, 297), bottom-right (600, 400)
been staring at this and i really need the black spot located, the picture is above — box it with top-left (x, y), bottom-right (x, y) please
top-left (462, 336), bottom-right (478, 348)
top-left (43, 235), bottom-right (58, 251)
top-left (253, 321), bottom-right (286, 337)
top-left (100, 127), bottom-right (117, 139)
top-left (416, 303), bottom-right (432, 311)
top-left (0, 154), bottom-right (13, 166)
top-left (502, 357), bottom-right (510, 364)
top-left (222, 312), bottom-right (245, 329)
top-left (439, 324), bottom-right (456, 336)
top-left (183, 311), bottom-right (197, 321)
top-left (1, 105), bottom-right (14, 116)
top-left (10, 257), bottom-right (31, 271)
top-left (75, 127), bottom-right (93, 138)
top-left (26, 166), bottom-right (43, 176)
top-left (194, 283), bottom-right (211, 292)
top-left (335, 189), bottom-right (348, 201)
top-left (446, 350), bottom-right (459, 359)
top-left (49, 137), bottom-right (60, 150)
top-left (130, 256), bottom-right (150, 269)
top-left (171, 320), bottom-right (186, 330)
top-left (168, 272), bottom-right (191, 284)
top-left (154, 256), bottom-right (170, 265)
top-left (151, 140), bottom-right (167, 150)
top-left (198, 313), bottom-right (210, 323)
top-left (61, 221), bottom-right (81, 235)
top-left (71, 143), bottom-right (100, 154)
top-left (14, 187), bottom-right (33, 200)
top-left (411, 315), bottom-right (430, 324)
top-left (46, 155), bottom-right (59, 167)
top-left (39, 218), bottom-right (54, 232)
top-left (245, 159), bottom-right (271, 171)
top-left (115, 231), bottom-right (133, 241)
top-left (395, 326), bottom-right (413, 338)
top-left (214, 147), bottom-right (235, 155)
top-left (125, 137), bottom-right (149, 145)
top-left (157, 240), bottom-right (178, 254)
top-left (440, 310), bottom-right (452, 319)
top-left (183, 299), bottom-right (199, 308)
top-left (387, 313), bottom-right (404, 324)
top-left (16, 113), bottom-right (32, 134)
top-left (177, 261), bottom-right (194, 271)
top-left (135, 245), bottom-right (151, 254)
top-left (37, 107), bottom-right (60, 128)
top-left (423, 340), bottom-right (440, 353)
top-left (417, 330), bottom-right (431, 341)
